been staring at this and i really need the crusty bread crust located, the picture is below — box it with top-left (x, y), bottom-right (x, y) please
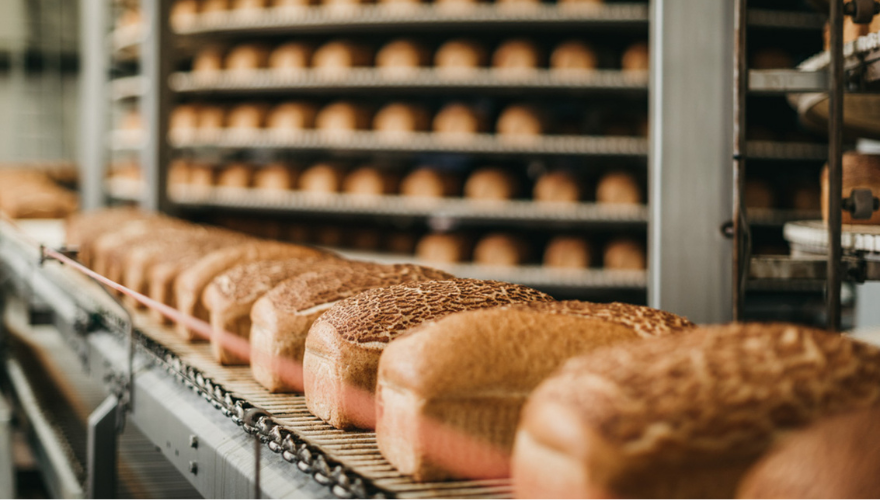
top-left (514, 323), bottom-right (880, 499)
top-left (250, 262), bottom-right (453, 393)
top-left (303, 279), bottom-right (553, 430)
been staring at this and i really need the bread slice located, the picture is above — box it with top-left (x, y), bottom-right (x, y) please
top-left (250, 262), bottom-right (454, 393)
top-left (303, 278), bottom-right (554, 431)
top-left (376, 301), bottom-right (695, 481)
top-left (173, 241), bottom-right (333, 342)
top-left (203, 257), bottom-right (340, 365)
top-left (512, 323), bottom-right (880, 499)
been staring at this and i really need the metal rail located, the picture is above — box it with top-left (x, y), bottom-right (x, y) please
top-left (828, 0), bottom-right (846, 331)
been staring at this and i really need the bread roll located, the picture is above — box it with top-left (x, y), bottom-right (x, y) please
top-left (274, 0), bottom-right (313, 8)
top-left (434, 0), bottom-right (481, 12)
top-left (321, 0), bottom-right (369, 13)
top-left (373, 103), bottom-right (430, 135)
top-left (170, 104), bottom-right (200, 132)
top-left (473, 233), bottom-right (527, 266)
top-left (495, 0), bottom-right (540, 10)
top-left (415, 233), bottom-right (469, 263)
top-left (751, 48), bottom-right (793, 70)
top-left (464, 167), bottom-right (517, 200)
top-left (737, 407), bottom-right (880, 499)
top-left (312, 40), bottom-right (372, 73)
top-left (227, 103), bottom-right (269, 130)
top-left (434, 40), bottom-right (487, 73)
top-left (822, 153), bottom-right (880, 225)
top-left (400, 167), bottom-right (460, 198)
top-left (550, 40), bottom-right (598, 71)
top-left (378, 301), bottom-right (694, 481)
top-left (791, 185), bottom-right (820, 211)
top-left (299, 163), bottom-right (345, 193)
top-left (557, 0), bottom-right (603, 9)
top-left (170, 0), bottom-right (199, 29)
top-left (188, 164), bottom-right (216, 189)
top-left (342, 166), bottom-right (398, 195)
top-left (315, 101), bottom-right (372, 134)
top-left (621, 42), bottom-right (649, 71)
top-left (303, 278), bottom-right (554, 429)
top-left (512, 323), bottom-right (880, 499)
top-left (492, 40), bottom-right (542, 72)
top-left (198, 105), bottom-right (226, 130)
top-left (745, 178), bottom-right (775, 209)
top-left (596, 171), bottom-right (641, 204)
top-left (496, 105), bottom-right (544, 137)
top-left (268, 42), bottom-right (313, 72)
top-left (376, 39), bottom-right (429, 72)
top-left (254, 163), bottom-right (298, 190)
top-left (193, 46), bottom-right (226, 73)
top-left (266, 102), bottom-right (317, 131)
top-left (533, 171), bottom-right (580, 202)
top-left (433, 103), bottom-right (484, 136)
top-left (201, 0), bottom-right (230, 11)
top-left (544, 236), bottom-right (590, 268)
top-left (204, 257), bottom-right (339, 364)
top-left (120, 109), bottom-right (142, 131)
top-left (251, 262), bottom-right (453, 392)
top-left (377, 0), bottom-right (421, 9)
top-left (217, 163), bottom-right (253, 188)
top-left (232, 0), bottom-right (269, 10)
top-left (225, 43), bottom-right (271, 71)
top-left (167, 159), bottom-right (191, 188)
top-left (603, 238), bottom-right (646, 270)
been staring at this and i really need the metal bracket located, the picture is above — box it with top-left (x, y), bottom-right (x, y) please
top-left (843, 188), bottom-right (880, 220)
top-left (87, 395), bottom-right (119, 499)
top-left (845, 0), bottom-right (880, 23)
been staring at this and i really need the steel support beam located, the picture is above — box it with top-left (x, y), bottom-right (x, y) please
top-left (78, 0), bottom-right (108, 210)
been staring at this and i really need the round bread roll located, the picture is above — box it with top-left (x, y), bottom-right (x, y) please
top-left (621, 42), bottom-right (649, 71)
top-left (312, 40), bottom-right (372, 72)
top-left (201, 0), bottom-right (230, 12)
top-left (415, 233), bottom-right (469, 263)
top-left (603, 238), bottom-right (646, 270)
top-left (792, 185), bottom-right (820, 211)
top-left (544, 236), bottom-right (591, 269)
top-left (299, 163), bottom-right (345, 193)
top-left (188, 163), bottom-right (217, 188)
top-left (226, 103), bottom-right (269, 129)
top-left (254, 163), bottom-right (298, 190)
top-left (386, 232), bottom-right (417, 254)
top-left (224, 43), bottom-right (271, 72)
top-left (400, 167), bottom-right (459, 198)
top-left (434, 40), bottom-right (487, 73)
top-left (822, 153), bottom-right (880, 225)
top-left (751, 48), bottom-right (794, 70)
top-left (596, 171), bottom-right (642, 205)
top-left (170, 0), bottom-right (199, 30)
top-left (217, 163), bottom-right (253, 188)
top-left (315, 101), bottom-right (372, 133)
top-left (315, 226), bottom-right (344, 247)
top-left (433, 103), bottom-right (484, 135)
top-left (170, 104), bottom-right (200, 132)
top-left (376, 39), bottom-right (430, 72)
top-left (496, 104), bottom-right (544, 137)
top-left (533, 170), bottom-right (581, 203)
top-left (193, 46), bottom-right (225, 73)
top-left (168, 159), bottom-right (191, 187)
top-left (373, 103), bottom-right (430, 135)
top-left (198, 105), bottom-right (226, 130)
top-left (492, 39), bottom-right (543, 72)
top-left (464, 167), bottom-right (518, 200)
top-left (268, 42), bottom-right (313, 72)
top-left (745, 178), bottom-right (775, 209)
top-left (348, 229), bottom-right (382, 250)
top-left (473, 233), bottom-right (527, 266)
top-left (266, 102), bottom-right (318, 131)
top-left (342, 166), bottom-right (398, 195)
top-left (550, 40), bottom-right (598, 71)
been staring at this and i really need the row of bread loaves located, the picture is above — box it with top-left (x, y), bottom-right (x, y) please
top-left (0, 169), bottom-right (78, 219)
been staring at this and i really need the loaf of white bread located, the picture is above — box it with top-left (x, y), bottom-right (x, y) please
top-left (512, 323), bottom-right (880, 498)
top-left (65, 207), bottom-right (155, 265)
top-left (250, 262), bottom-right (454, 393)
top-left (303, 278), bottom-right (554, 430)
top-left (377, 301), bottom-right (694, 481)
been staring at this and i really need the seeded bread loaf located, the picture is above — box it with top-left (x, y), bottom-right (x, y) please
top-left (377, 301), bottom-right (694, 481)
top-left (303, 278), bottom-right (553, 430)
top-left (204, 257), bottom-right (341, 364)
top-left (250, 262), bottom-right (454, 393)
top-left (512, 323), bottom-right (880, 499)
top-left (174, 241), bottom-right (332, 341)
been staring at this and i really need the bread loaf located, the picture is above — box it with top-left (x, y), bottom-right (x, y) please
top-left (321, 0), bottom-right (369, 13)
top-left (400, 167), bottom-right (459, 198)
top-left (174, 242), bottom-right (331, 341)
top-left (551, 40), bottom-right (598, 71)
top-left (621, 42), bottom-right (649, 71)
top-left (268, 42), bottom-right (313, 72)
top-left (603, 238), bottom-right (645, 270)
top-left (232, 0), bottom-right (269, 10)
top-left (378, 301), bottom-right (694, 481)
top-left (251, 262), bottom-right (454, 392)
top-left (596, 171), bottom-right (641, 204)
top-left (434, 0), bottom-right (481, 12)
top-left (204, 257), bottom-right (340, 364)
top-left (120, 109), bottom-right (142, 131)
top-left (822, 153), bottom-right (880, 225)
top-left (745, 178), bottom-right (775, 209)
top-left (544, 236), bottom-right (591, 268)
top-left (90, 219), bottom-right (193, 284)
top-left (315, 226), bottom-right (344, 247)
top-left (167, 160), bottom-right (192, 189)
top-left (299, 163), bottom-right (345, 193)
top-left (170, 0), bottom-right (199, 30)
top-left (737, 407), bottom-right (880, 499)
top-left (373, 103), bottom-right (430, 136)
top-left (342, 166), bottom-right (398, 195)
top-left (512, 323), bottom-right (880, 499)
top-left (267, 102), bottom-right (317, 131)
top-left (496, 105), bottom-right (544, 137)
top-left (188, 164), bottom-right (216, 192)
top-left (495, 0), bottom-right (540, 10)
top-left (65, 208), bottom-right (154, 266)
top-left (313, 40), bottom-right (372, 73)
top-left (198, 105), bottom-right (226, 130)
top-left (473, 233), bottom-right (527, 266)
top-left (492, 40), bottom-right (542, 72)
top-left (316, 102), bottom-right (372, 134)
top-left (227, 103), bottom-right (269, 130)
top-left (170, 104), bottom-right (200, 132)
top-left (225, 43), bottom-right (271, 72)
top-left (416, 233), bottom-right (469, 263)
top-left (791, 185), bottom-right (820, 211)
top-left (534, 171), bottom-right (580, 202)
top-left (193, 46), bottom-right (226, 73)
top-left (274, 0), bottom-right (313, 8)
top-left (387, 232), bottom-right (417, 254)
top-left (201, 0), bottom-right (230, 11)
top-left (348, 229), bottom-right (381, 250)
top-left (254, 163), bottom-right (298, 191)
top-left (217, 163), bottom-right (253, 188)
top-left (433, 103), bottom-right (484, 136)
top-left (557, 0), bottom-right (603, 9)
top-left (303, 278), bottom-right (554, 429)
top-left (434, 40), bottom-right (487, 73)
top-left (464, 167), bottom-right (518, 200)
top-left (376, 39), bottom-right (430, 73)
